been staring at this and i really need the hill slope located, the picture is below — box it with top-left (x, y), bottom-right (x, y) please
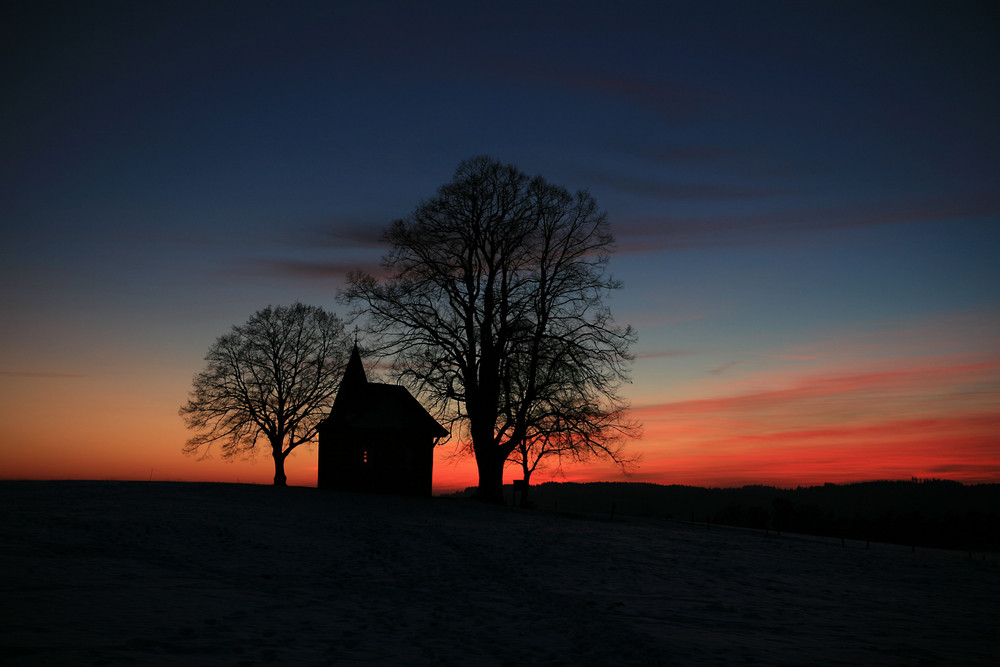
top-left (2, 481), bottom-right (998, 665)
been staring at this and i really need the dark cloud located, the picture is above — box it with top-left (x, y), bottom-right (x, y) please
top-left (627, 144), bottom-right (737, 164)
top-left (618, 142), bottom-right (828, 179)
top-left (708, 361), bottom-right (740, 376)
top-left (636, 350), bottom-right (701, 360)
top-left (613, 189), bottom-right (1000, 252)
top-left (224, 257), bottom-right (387, 284)
top-left (299, 220), bottom-right (387, 250)
top-left (497, 61), bottom-right (720, 122)
top-left (560, 73), bottom-right (718, 120)
top-left (263, 260), bottom-right (362, 281)
top-left (585, 171), bottom-right (792, 201)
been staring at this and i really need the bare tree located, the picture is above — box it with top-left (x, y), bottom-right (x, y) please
top-left (180, 303), bottom-right (350, 486)
top-left (343, 156), bottom-right (637, 503)
top-left (508, 349), bottom-right (641, 506)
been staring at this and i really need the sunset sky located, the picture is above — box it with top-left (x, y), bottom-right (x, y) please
top-left (2, 1), bottom-right (998, 492)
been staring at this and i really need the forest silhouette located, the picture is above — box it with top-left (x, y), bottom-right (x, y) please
top-left (453, 479), bottom-right (1000, 553)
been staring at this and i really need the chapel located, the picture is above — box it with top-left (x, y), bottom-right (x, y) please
top-left (317, 346), bottom-right (447, 496)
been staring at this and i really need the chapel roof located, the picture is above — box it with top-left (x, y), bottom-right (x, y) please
top-left (326, 345), bottom-right (447, 438)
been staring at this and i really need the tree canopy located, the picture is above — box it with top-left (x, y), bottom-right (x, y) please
top-left (180, 303), bottom-right (350, 485)
top-left (343, 156), bottom-right (637, 503)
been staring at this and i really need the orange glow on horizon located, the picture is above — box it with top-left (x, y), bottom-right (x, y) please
top-left (2, 352), bottom-right (998, 493)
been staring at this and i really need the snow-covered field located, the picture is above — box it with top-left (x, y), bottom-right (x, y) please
top-left (1, 481), bottom-right (997, 665)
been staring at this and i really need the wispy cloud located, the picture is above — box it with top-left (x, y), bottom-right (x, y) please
top-left (298, 220), bottom-right (388, 250)
top-left (618, 142), bottom-right (821, 179)
top-left (225, 257), bottom-right (386, 283)
top-left (708, 361), bottom-right (739, 376)
top-left (635, 349), bottom-right (701, 361)
top-left (765, 307), bottom-right (1000, 366)
top-left (565, 73), bottom-right (716, 110)
top-left (620, 356), bottom-right (1000, 485)
top-left (0, 371), bottom-right (85, 378)
top-left (640, 359), bottom-right (1000, 418)
top-left (628, 422), bottom-right (1000, 487)
top-left (613, 189), bottom-right (1000, 252)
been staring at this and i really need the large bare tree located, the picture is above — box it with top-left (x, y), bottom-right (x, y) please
top-left (180, 303), bottom-right (350, 486)
top-left (343, 156), bottom-right (637, 503)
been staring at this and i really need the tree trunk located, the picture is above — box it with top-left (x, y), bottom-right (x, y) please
top-left (272, 448), bottom-right (288, 487)
top-left (519, 474), bottom-right (533, 508)
top-left (470, 449), bottom-right (505, 504)
top-left (518, 454), bottom-right (534, 507)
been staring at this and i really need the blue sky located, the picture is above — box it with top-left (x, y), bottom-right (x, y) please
top-left (2, 1), bottom-right (998, 489)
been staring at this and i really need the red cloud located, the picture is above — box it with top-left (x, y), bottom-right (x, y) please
top-left (619, 358), bottom-right (1000, 486)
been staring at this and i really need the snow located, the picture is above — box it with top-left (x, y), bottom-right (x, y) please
top-left (1, 481), bottom-right (997, 665)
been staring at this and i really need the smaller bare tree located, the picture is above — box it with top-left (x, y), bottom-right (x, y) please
top-left (180, 303), bottom-right (350, 486)
top-left (507, 351), bottom-right (641, 505)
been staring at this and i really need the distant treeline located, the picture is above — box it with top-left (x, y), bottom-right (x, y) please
top-left (454, 479), bottom-right (1000, 552)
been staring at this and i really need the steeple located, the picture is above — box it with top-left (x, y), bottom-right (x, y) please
top-left (332, 344), bottom-right (368, 411)
top-left (343, 343), bottom-right (368, 386)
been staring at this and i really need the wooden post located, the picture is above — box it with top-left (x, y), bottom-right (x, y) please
top-left (512, 479), bottom-right (527, 508)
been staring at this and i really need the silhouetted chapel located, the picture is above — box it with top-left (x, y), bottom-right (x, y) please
top-left (317, 346), bottom-right (447, 496)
